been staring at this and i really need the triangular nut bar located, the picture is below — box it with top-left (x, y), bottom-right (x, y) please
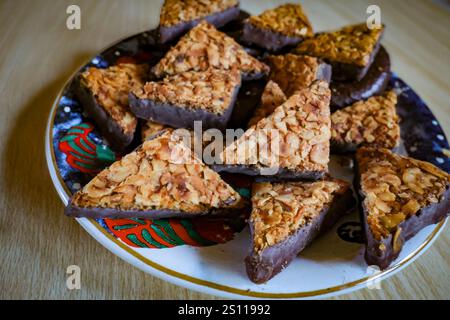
top-left (159, 0), bottom-right (240, 43)
top-left (75, 63), bottom-right (148, 151)
top-left (294, 23), bottom-right (384, 81)
top-left (242, 4), bottom-right (313, 51)
top-left (129, 68), bottom-right (241, 130)
top-left (331, 90), bottom-right (400, 153)
top-left (65, 130), bottom-right (246, 219)
top-left (356, 147), bottom-right (450, 269)
top-left (246, 178), bottom-right (354, 283)
top-left (152, 21), bottom-right (270, 80)
top-left (214, 81), bottom-right (331, 181)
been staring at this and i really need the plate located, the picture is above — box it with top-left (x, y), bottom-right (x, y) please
top-left (45, 26), bottom-right (449, 299)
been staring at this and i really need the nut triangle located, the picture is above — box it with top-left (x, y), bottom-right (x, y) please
top-left (65, 130), bottom-right (246, 219)
top-left (355, 147), bottom-right (450, 269)
top-left (214, 81), bottom-right (331, 181)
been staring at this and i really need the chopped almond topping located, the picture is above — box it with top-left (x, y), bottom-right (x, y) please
top-left (153, 21), bottom-right (269, 78)
top-left (80, 63), bottom-right (148, 135)
top-left (70, 130), bottom-right (243, 214)
top-left (331, 91), bottom-right (400, 150)
top-left (357, 147), bottom-right (449, 240)
top-left (294, 23), bottom-right (384, 67)
top-left (160, 0), bottom-right (238, 27)
top-left (221, 81), bottom-right (331, 174)
top-left (246, 3), bottom-right (313, 38)
top-left (251, 179), bottom-right (350, 251)
top-left (133, 68), bottom-right (241, 115)
top-left (266, 54), bottom-right (324, 97)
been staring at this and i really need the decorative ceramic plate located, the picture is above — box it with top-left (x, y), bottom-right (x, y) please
top-left (45, 25), bottom-right (449, 299)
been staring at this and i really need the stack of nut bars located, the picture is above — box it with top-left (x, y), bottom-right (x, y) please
top-left (65, 1), bottom-right (449, 284)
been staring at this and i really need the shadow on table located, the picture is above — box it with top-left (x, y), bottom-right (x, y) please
top-left (0, 53), bottom-right (102, 298)
top-left (2, 53), bottom-right (92, 213)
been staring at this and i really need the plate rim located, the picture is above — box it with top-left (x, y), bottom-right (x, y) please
top-left (44, 30), bottom-right (447, 299)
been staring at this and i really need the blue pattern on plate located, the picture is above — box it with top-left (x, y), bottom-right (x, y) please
top-left (391, 74), bottom-right (449, 172)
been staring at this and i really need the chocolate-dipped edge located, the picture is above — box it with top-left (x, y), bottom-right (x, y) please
top-left (316, 61), bottom-right (332, 84)
top-left (73, 76), bottom-right (135, 152)
top-left (330, 46), bottom-right (391, 111)
top-left (218, 10), bottom-right (250, 33)
top-left (241, 21), bottom-right (306, 52)
top-left (64, 199), bottom-right (250, 220)
top-left (128, 84), bottom-right (240, 131)
top-left (159, 5), bottom-right (240, 44)
top-left (354, 160), bottom-right (450, 270)
top-left (327, 34), bottom-right (383, 82)
top-left (212, 164), bottom-right (325, 181)
top-left (245, 187), bottom-right (355, 284)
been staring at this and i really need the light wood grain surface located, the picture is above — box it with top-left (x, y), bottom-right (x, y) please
top-left (0, 0), bottom-right (449, 300)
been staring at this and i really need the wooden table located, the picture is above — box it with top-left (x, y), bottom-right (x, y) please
top-left (0, 0), bottom-right (449, 300)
